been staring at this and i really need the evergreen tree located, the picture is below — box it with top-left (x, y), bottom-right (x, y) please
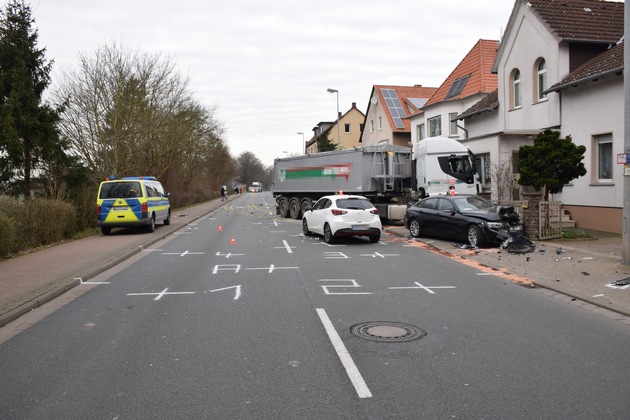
top-left (0, 0), bottom-right (65, 197)
top-left (517, 129), bottom-right (586, 200)
top-left (316, 129), bottom-right (337, 152)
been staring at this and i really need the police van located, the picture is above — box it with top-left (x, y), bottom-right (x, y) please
top-left (96, 176), bottom-right (171, 235)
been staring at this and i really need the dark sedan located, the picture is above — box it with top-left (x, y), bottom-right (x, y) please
top-left (404, 195), bottom-right (520, 247)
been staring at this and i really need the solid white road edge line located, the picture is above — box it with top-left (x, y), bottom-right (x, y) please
top-left (316, 308), bottom-right (373, 399)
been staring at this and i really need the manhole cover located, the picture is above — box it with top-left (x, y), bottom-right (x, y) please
top-left (350, 321), bottom-right (426, 343)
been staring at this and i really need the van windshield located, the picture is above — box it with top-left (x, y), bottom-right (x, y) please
top-left (100, 182), bottom-right (142, 199)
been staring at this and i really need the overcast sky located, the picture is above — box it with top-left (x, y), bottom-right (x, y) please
top-left (28, 0), bottom-right (515, 166)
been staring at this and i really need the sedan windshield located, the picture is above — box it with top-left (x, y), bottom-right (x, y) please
top-left (336, 198), bottom-right (374, 210)
top-left (452, 196), bottom-right (495, 211)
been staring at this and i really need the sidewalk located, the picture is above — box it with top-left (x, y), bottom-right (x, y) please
top-left (1, 199), bottom-right (629, 327)
top-left (384, 225), bottom-right (630, 318)
top-left (0, 197), bottom-right (231, 327)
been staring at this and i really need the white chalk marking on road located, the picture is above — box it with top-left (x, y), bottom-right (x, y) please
top-left (273, 220), bottom-right (279, 227)
top-left (245, 265), bottom-right (298, 273)
top-left (127, 287), bottom-right (196, 301)
top-left (281, 240), bottom-right (294, 254)
top-left (476, 273), bottom-right (494, 276)
top-left (593, 294), bottom-right (604, 298)
top-left (212, 264), bottom-right (242, 274)
top-left (161, 250), bottom-right (205, 257)
top-left (76, 277), bottom-right (110, 285)
top-left (316, 308), bottom-right (372, 399)
top-left (389, 282), bottom-right (456, 294)
top-left (269, 230), bottom-right (286, 233)
top-left (324, 252), bottom-right (349, 259)
top-left (210, 285), bottom-right (242, 300)
top-left (360, 252), bottom-right (399, 258)
top-left (319, 279), bottom-right (372, 295)
top-left (216, 251), bottom-right (245, 258)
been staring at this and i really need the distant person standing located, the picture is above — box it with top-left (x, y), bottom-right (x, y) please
top-left (220, 185), bottom-right (227, 201)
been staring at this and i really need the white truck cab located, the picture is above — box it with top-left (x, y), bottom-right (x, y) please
top-left (413, 136), bottom-right (480, 198)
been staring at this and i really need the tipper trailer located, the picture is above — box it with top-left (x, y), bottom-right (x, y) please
top-left (271, 138), bottom-right (480, 221)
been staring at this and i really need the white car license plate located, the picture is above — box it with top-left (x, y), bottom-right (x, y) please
top-left (352, 224), bottom-right (368, 230)
top-left (114, 206), bottom-right (129, 211)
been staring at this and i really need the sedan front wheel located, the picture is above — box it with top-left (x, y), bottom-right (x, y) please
top-left (302, 219), bottom-right (312, 236)
top-left (467, 225), bottom-right (484, 247)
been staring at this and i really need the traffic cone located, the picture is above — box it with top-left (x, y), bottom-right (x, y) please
top-left (218, 225), bottom-right (223, 232)
top-left (230, 236), bottom-right (236, 245)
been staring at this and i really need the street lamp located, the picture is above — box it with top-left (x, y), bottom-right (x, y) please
top-left (297, 132), bottom-right (305, 154)
top-left (326, 88), bottom-right (341, 146)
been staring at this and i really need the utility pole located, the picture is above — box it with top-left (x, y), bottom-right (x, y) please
top-left (624, 3), bottom-right (630, 265)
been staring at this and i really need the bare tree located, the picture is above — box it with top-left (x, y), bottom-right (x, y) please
top-left (491, 159), bottom-right (515, 203)
top-left (54, 42), bottom-right (204, 181)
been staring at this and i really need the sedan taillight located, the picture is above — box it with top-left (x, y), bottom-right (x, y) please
top-left (370, 209), bottom-right (379, 215)
top-left (331, 209), bottom-right (347, 216)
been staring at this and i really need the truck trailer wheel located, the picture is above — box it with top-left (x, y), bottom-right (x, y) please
top-left (300, 198), bottom-right (312, 216)
top-left (278, 198), bottom-right (289, 218)
top-left (289, 198), bottom-right (301, 219)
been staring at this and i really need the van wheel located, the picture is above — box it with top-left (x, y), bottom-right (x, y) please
top-left (101, 227), bottom-right (111, 235)
top-left (164, 210), bottom-right (171, 225)
top-left (146, 215), bottom-right (156, 233)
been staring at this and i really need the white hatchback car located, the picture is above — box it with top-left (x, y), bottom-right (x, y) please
top-left (302, 194), bottom-right (382, 243)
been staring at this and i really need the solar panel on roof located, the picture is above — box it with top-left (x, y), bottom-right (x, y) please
top-left (408, 98), bottom-right (428, 109)
top-left (445, 74), bottom-right (470, 100)
top-left (380, 88), bottom-right (406, 129)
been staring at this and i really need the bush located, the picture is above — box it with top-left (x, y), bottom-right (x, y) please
top-left (0, 213), bottom-right (16, 258)
top-left (0, 196), bottom-right (77, 253)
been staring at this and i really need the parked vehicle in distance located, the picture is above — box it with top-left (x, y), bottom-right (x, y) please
top-left (302, 194), bottom-right (382, 244)
top-left (404, 195), bottom-right (521, 247)
top-left (96, 176), bottom-right (171, 235)
top-left (249, 182), bottom-right (263, 192)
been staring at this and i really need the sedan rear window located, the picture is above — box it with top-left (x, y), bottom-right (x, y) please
top-left (336, 198), bottom-right (374, 210)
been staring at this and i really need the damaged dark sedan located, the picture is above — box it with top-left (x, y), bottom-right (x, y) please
top-left (404, 195), bottom-right (522, 247)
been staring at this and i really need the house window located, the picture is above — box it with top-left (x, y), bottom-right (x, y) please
top-left (344, 123), bottom-right (351, 133)
top-left (449, 113), bottom-right (458, 136)
top-left (370, 120), bottom-right (374, 132)
top-left (418, 124), bottom-right (425, 140)
top-left (378, 116), bottom-right (382, 130)
top-left (595, 134), bottom-right (613, 182)
top-left (511, 69), bottom-right (521, 109)
top-left (428, 116), bottom-right (441, 137)
top-left (535, 59), bottom-right (547, 101)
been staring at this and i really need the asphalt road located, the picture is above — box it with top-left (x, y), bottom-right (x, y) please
top-left (1, 192), bottom-right (630, 419)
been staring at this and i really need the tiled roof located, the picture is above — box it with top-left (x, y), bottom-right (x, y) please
top-left (373, 85), bottom-right (438, 132)
top-left (457, 89), bottom-right (499, 120)
top-left (424, 39), bottom-right (499, 108)
top-left (546, 42), bottom-right (624, 92)
top-left (527, 0), bottom-right (624, 42)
